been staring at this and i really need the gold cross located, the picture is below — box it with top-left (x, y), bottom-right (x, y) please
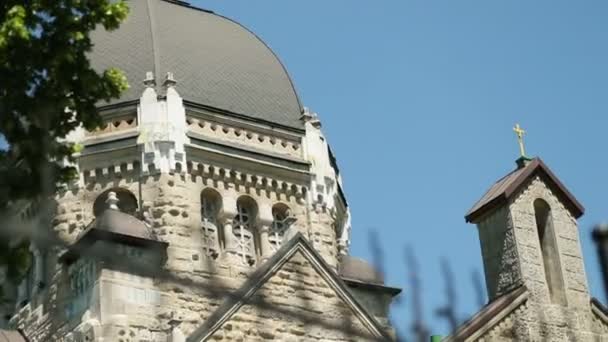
top-left (513, 123), bottom-right (526, 157)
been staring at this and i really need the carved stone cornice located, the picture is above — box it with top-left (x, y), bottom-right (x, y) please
top-left (186, 115), bottom-right (302, 158)
top-left (185, 160), bottom-right (307, 201)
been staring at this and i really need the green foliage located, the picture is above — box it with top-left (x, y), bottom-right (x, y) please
top-left (0, 1), bottom-right (129, 207)
top-left (0, 240), bottom-right (31, 283)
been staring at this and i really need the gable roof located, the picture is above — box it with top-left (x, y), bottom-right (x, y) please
top-left (444, 285), bottom-right (528, 342)
top-left (465, 157), bottom-right (584, 223)
top-left (187, 233), bottom-right (393, 341)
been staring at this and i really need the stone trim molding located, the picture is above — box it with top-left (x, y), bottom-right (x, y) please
top-left (81, 159), bottom-right (142, 181)
top-left (186, 116), bottom-right (301, 158)
top-left (78, 155), bottom-right (309, 203)
top-left (185, 160), bottom-right (307, 200)
top-left (187, 233), bottom-right (392, 342)
top-left (86, 113), bottom-right (137, 137)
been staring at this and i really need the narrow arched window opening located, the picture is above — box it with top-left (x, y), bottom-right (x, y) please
top-left (534, 199), bottom-right (567, 305)
top-left (200, 189), bottom-right (222, 259)
top-left (93, 188), bottom-right (138, 217)
top-left (234, 197), bottom-right (257, 266)
top-left (270, 204), bottom-right (294, 252)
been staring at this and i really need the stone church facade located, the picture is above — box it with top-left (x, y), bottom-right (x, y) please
top-left (0, 1), bottom-right (400, 341)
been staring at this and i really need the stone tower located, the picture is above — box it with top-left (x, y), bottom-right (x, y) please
top-left (447, 157), bottom-right (608, 341)
top-left (0, 1), bottom-right (400, 341)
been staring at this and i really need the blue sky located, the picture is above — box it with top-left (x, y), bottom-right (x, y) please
top-left (191, 0), bottom-right (608, 337)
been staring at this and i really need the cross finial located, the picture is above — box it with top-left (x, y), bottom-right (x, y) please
top-left (513, 123), bottom-right (526, 158)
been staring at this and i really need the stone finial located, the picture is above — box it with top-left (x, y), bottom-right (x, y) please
top-left (301, 107), bottom-right (321, 128)
top-left (163, 72), bottom-right (177, 88)
top-left (105, 191), bottom-right (119, 210)
top-left (143, 71), bottom-right (156, 87)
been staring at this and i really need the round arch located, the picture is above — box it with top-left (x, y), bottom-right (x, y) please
top-left (93, 188), bottom-right (138, 217)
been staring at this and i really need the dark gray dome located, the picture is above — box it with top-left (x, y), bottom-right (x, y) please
top-left (339, 256), bottom-right (384, 285)
top-left (95, 210), bottom-right (153, 240)
top-left (90, 0), bottom-right (303, 129)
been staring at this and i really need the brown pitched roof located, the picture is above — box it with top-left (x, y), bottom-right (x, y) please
top-left (465, 157), bottom-right (584, 223)
top-left (444, 285), bottom-right (528, 342)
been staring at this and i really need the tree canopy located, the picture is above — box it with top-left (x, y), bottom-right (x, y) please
top-left (0, 1), bottom-right (129, 208)
top-left (0, 1), bottom-right (130, 292)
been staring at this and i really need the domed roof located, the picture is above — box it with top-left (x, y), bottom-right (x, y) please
top-left (90, 0), bottom-right (303, 129)
top-left (339, 256), bottom-right (384, 285)
top-left (95, 209), bottom-right (153, 240)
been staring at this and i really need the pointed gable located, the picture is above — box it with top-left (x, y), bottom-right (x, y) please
top-left (444, 286), bottom-right (528, 341)
top-left (465, 157), bottom-right (584, 223)
top-left (187, 233), bottom-right (392, 341)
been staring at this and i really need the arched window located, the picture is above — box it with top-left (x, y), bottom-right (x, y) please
top-left (93, 188), bottom-right (138, 217)
top-left (269, 204), bottom-right (293, 252)
top-left (233, 196), bottom-right (257, 266)
top-left (534, 199), bottom-right (567, 305)
top-left (201, 189), bottom-right (222, 258)
top-left (14, 244), bottom-right (48, 308)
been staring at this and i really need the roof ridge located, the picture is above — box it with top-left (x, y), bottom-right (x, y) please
top-left (465, 157), bottom-right (584, 223)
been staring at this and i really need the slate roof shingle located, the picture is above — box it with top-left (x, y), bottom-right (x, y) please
top-left (90, 0), bottom-right (304, 129)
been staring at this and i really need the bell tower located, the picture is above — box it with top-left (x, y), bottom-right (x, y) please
top-left (466, 156), bottom-right (586, 305)
top-left (462, 152), bottom-right (608, 340)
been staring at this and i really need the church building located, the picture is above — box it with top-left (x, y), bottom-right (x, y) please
top-left (0, 0), bottom-right (400, 341)
top-left (2, 1), bottom-right (607, 342)
top-left (445, 128), bottom-right (608, 340)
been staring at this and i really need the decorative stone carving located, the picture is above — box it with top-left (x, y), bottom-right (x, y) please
top-left (137, 71), bottom-right (188, 174)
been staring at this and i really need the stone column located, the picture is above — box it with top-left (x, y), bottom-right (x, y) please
top-left (259, 225), bottom-right (271, 263)
top-left (257, 203), bottom-right (274, 263)
top-left (219, 196), bottom-right (239, 263)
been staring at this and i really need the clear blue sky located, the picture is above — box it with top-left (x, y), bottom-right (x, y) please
top-left (191, 0), bottom-right (608, 337)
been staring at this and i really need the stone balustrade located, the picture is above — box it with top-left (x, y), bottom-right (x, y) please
top-left (86, 114), bottom-right (137, 136)
top-left (185, 117), bottom-right (302, 158)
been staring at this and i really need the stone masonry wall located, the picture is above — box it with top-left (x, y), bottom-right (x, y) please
top-left (477, 205), bottom-right (522, 300)
top-left (207, 250), bottom-right (379, 341)
top-left (9, 165), bottom-right (350, 341)
top-left (506, 176), bottom-right (601, 341)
